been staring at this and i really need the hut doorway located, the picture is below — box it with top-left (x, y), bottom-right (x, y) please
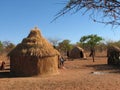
top-left (80, 51), bottom-right (83, 58)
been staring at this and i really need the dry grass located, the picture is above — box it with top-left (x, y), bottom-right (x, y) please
top-left (0, 51), bottom-right (120, 90)
top-left (7, 28), bottom-right (60, 76)
top-left (8, 28), bottom-right (59, 57)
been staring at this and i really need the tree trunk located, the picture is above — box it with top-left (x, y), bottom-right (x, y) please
top-left (89, 48), bottom-right (95, 62)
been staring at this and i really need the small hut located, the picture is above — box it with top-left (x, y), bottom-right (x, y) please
top-left (8, 27), bottom-right (60, 76)
top-left (69, 46), bottom-right (86, 59)
top-left (107, 45), bottom-right (120, 65)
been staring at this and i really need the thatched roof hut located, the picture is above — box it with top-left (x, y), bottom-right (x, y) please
top-left (8, 27), bottom-right (60, 76)
top-left (107, 45), bottom-right (120, 65)
top-left (69, 46), bottom-right (86, 59)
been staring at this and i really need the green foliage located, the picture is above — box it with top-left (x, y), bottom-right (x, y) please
top-left (80, 34), bottom-right (103, 49)
top-left (58, 39), bottom-right (73, 52)
top-left (5, 43), bottom-right (15, 52)
top-left (76, 42), bottom-right (82, 47)
top-left (0, 41), bottom-right (3, 52)
top-left (80, 34), bottom-right (103, 62)
top-left (0, 41), bottom-right (15, 53)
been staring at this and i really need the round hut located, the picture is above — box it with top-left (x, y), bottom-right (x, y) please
top-left (69, 46), bottom-right (86, 59)
top-left (8, 27), bottom-right (60, 76)
top-left (107, 45), bottom-right (120, 65)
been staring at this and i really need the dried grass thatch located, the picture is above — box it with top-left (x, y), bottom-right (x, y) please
top-left (69, 46), bottom-right (86, 59)
top-left (107, 45), bottom-right (120, 65)
top-left (8, 27), bottom-right (60, 76)
top-left (8, 27), bottom-right (59, 57)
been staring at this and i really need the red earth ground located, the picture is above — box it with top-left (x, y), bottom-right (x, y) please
top-left (0, 52), bottom-right (120, 90)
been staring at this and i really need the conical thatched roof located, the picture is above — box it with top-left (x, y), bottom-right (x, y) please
top-left (8, 27), bottom-right (59, 57)
top-left (108, 45), bottom-right (120, 52)
top-left (107, 45), bottom-right (120, 65)
top-left (107, 45), bottom-right (120, 57)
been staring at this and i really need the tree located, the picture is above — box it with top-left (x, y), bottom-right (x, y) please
top-left (80, 34), bottom-right (103, 62)
top-left (0, 41), bottom-right (3, 52)
top-left (54, 0), bottom-right (120, 26)
top-left (2, 41), bottom-right (15, 53)
top-left (58, 39), bottom-right (73, 54)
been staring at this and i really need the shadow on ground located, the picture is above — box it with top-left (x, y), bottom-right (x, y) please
top-left (86, 64), bottom-right (120, 73)
top-left (0, 70), bottom-right (12, 78)
top-left (0, 69), bottom-right (25, 78)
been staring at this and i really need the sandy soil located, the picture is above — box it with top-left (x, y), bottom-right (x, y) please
top-left (0, 53), bottom-right (120, 90)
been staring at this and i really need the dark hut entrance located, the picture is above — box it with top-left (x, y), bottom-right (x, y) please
top-left (80, 51), bottom-right (83, 58)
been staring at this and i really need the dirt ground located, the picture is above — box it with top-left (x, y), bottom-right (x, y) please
top-left (0, 52), bottom-right (120, 90)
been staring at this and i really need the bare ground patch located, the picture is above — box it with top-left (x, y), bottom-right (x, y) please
top-left (0, 55), bottom-right (120, 90)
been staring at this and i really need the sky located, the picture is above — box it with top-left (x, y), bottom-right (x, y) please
top-left (1, 0), bottom-right (120, 45)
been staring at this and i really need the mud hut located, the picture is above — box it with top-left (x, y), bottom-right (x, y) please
top-left (69, 46), bottom-right (86, 59)
top-left (107, 45), bottom-right (120, 65)
top-left (8, 27), bottom-right (60, 77)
